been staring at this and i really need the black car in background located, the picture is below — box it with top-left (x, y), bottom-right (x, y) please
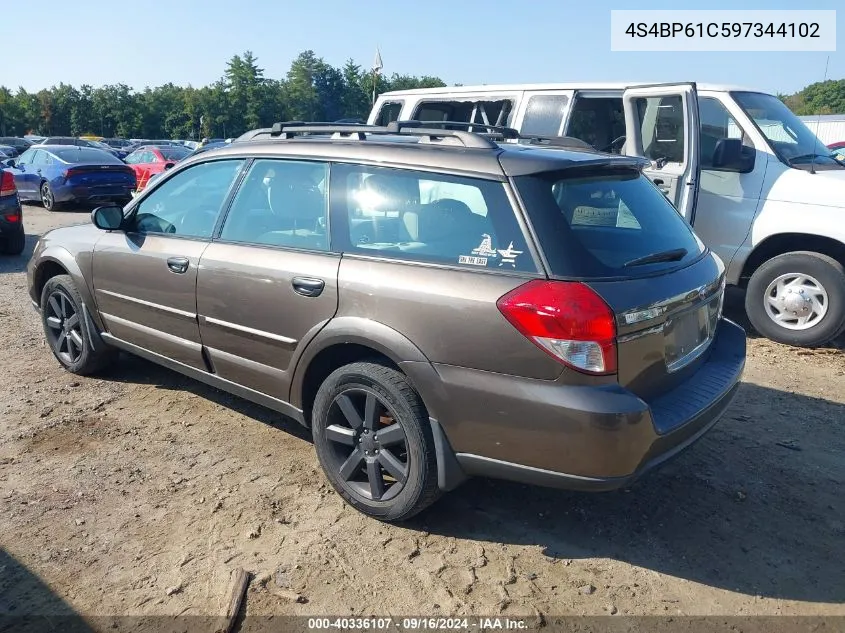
top-left (0, 137), bottom-right (33, 157)
top-left (0, 167), bottom-right (24, 255)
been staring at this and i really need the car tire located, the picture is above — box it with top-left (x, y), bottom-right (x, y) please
top-left (1, 225), bottom-right (25, 255)
top-left (745, 251), bottom-right (845, 347)
top-left (311, 361), bottom-right (441, 522)
top-left (40, 274), bottom-right (117, 375)
top-left (40, 182), bottom-right (60, 212)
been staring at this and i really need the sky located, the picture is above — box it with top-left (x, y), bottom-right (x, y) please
top-left (3, 0), bottom-right (843, 96)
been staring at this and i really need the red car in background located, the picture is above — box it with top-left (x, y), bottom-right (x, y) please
top-left (124, 145), bottom-right (191, 191)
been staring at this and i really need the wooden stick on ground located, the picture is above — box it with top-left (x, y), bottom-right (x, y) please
top-left (222, 568), bottom-right (251, 633)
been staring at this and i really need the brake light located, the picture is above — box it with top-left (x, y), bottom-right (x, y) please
top-left (497, 280), bottom-right (617, 374)
top-left (0, 170), bottom-right (15, 196)
top-left (4, 213), bottom-right (20, 223)
top-left (63, 168), bottom-right (81, 180)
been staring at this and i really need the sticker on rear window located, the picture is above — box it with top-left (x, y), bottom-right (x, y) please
top-left (458, 255), bottom-right (488, 266)
top-left (471, 234), bottom-right (498, 258)
top-left (497, 242), bottom-right (523, 268)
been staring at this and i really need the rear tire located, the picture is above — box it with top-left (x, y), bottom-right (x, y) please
top-left (1, 225), bottom-right (25, 255)
top-left (40, 182), bottom-right (60, 212)
top-left (745, 251), bottom-right (845, 347)
top-left (40, 275), bottom-right (117, 375)
top-left (311, 361), bottom-right (441, 522)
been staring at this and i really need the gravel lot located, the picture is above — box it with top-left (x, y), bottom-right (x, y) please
top-left (1, 204), bottom-right (844, 623)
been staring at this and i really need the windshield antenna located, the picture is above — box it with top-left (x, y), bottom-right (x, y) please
top-left (810, 55), bottom-right (830, 175)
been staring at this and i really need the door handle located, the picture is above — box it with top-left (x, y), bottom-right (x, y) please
top-left (292, 276), bottom-right (325, 297)
top-left (166, 256), bottom-right (190, 274)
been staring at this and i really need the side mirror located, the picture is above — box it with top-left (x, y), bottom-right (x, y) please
top-left (712, 138), bottom-right (744, 171)
top-left (3, 159), bottom-right (15, 168)
top-left (164, 162), bottom-right (175, 170)
top-left (91, 205), bottom-right (124, 231)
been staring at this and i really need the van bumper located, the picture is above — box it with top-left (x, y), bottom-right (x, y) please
top-left (410, 318), bottom-right (746, 491)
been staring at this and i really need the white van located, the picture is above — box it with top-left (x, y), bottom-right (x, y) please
top-left (368, 83), bottom-right (845, 347)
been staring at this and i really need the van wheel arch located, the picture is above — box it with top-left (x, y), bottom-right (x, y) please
top-left (740, 233), bottom-right (845, 287)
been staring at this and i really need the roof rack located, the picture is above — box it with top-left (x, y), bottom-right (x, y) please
top-left (515, 135), bottom-right (597, 151)
top-left (389, 120), bottom-right (521, 140)
top-left (257, 120), bottom-right (500, 149)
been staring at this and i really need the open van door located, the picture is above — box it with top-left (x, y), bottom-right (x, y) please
top-left (623, 83), bottom-right (700, 223)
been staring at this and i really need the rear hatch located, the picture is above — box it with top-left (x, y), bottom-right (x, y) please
top-left (512, 163), bottom-right (725, 400)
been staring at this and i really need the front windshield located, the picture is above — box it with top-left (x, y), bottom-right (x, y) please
top-left (732, 91), bottom-right (837, 167)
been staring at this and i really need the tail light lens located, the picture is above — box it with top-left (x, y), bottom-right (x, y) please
top-left (497, 280), bottom-right (617, 374)
top-left (0, 170), bottom-right (16, 196)
top-left (63, 168), bottom-right (81, 180)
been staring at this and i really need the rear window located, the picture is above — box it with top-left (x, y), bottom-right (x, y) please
top-left (52, 148), bottom-right (122, 163)
top-left (515, 167), bottom-right (704, 278)
top-left (160, 147), bottom-right (190, 160)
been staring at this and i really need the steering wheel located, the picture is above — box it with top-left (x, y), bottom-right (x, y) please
top-left (601, 135), bottom-right (626, 153)
top-left (179, 209), bottom-right (218, 236)
top-left (134, 212), bottom-right (175, 234)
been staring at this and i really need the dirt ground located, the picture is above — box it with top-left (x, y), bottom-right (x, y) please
top-left (1, 204), bottom-right (844, 624)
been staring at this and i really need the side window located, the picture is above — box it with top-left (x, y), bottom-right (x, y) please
top-left (149, 152), bottom-right (162, 163)
top-left (131, 159), bottom-right (244, 238)
top-left (634, 95), bottom-right (685, 163)
top-left (31, 151), bottom-right (46, 166)
top-left (17, 149), bottom-right (35, 164)
top-left (335, 164), bottom-right (535, 273)
top-left (140, 151), bottom-right (155, 164)
top-left (413, 100), bottom-right (513, 127)
top-left (521, 95), bottom-right (569, 137)
top-left (219, 159), bottom-right (329, 251)
top-left (374, 102), bottom-right (402, 126)
top-left (699, 97), bottom-right (756, 170)
top-left (124, 152), bottom-right (139, 164)
top-left (565, 97), bottom-right (626, 153)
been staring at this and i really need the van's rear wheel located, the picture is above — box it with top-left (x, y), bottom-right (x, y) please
top-left (311, 361), bottom-right (440, 522)
top-left (746, 251), bottom-right (845, 347)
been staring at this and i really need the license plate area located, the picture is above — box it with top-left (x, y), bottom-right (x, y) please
top-left (664, 296), bottom-right (719, 372)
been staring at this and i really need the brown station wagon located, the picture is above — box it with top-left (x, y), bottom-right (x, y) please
top-left (27, 121), bottom-right (746, 521)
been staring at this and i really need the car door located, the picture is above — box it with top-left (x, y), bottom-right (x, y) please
top-left (92, 158), bottom-right (246, 370)
top-left (10, 149), bottom-right (38, 198)
top-left (623, 83), bottom-right (701, 222)
top-left (195, 158), bottom-right (340, 400)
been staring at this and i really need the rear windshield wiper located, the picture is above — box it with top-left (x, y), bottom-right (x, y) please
top-left (624, 248), bottom-right (688, 267)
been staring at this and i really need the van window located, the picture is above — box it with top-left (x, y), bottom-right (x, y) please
top-left (699, 97), bottom-right (755, 170)
top-left (565, 96), bottom-right (625, 153)
top-left (334, 164), bottom-right (535, 272)
top-left (412, 99), bottom-right (513, 127)
top-left (514, 167), bottom-right (704, 278)
top-left (634, 96), bottom-right (685, 163)
top-left (521, 95), bottom-right (569, 137)
top-left (374, 102), bottom-right (402, 126)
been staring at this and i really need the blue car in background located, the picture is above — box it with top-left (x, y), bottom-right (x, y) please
top-left (2, 146), bottom-right (136, 211)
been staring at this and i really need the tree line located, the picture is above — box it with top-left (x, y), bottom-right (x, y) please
top-left (778, 79), bottom-right (845, 116)
top-left (0, 50), bottom-right (445, 139)
top-left (2, 49), bottom-right (841, 140)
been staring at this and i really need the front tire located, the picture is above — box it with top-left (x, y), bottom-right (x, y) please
top-left (1, 225), bottom-right (25, 255)
top-left (745, 251), bottom-right (845, 347)
top-left (40, 275), bottom-right (117, 375)
top-left (312, 361), bottom-right (441, 522)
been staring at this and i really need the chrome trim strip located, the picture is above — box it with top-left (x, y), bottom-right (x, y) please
top-left (202, 316), bottom-right (297, 346)
top-left (617, 323), bottom-right (665, 343)
top-left (100, 312), bottom-right (202, 350)
top-left (98, 289), bottom-right (196, 320)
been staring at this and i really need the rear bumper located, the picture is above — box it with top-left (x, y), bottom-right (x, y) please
top-left (56, 185), bottom-right (134, 204)
top-left (411, 318), bottom-right (745, 491)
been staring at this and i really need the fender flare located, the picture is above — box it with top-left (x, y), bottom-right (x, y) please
top-left (288, 316), bottom-right (430, 411)
top-left (34, 246), bottom-right (105, 332)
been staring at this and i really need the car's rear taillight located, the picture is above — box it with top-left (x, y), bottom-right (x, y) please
top-left (63, 168), bottom-right (81, 180)
top-left (497, 280), bottom-right (617, 374)
top-left (0, 170), bottom-right (16, 197)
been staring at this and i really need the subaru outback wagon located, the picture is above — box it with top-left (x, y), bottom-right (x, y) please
top-left (27, 121), bottom-right (746, 521)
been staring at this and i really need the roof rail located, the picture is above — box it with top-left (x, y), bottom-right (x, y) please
top-left (515, 135), bottom-right (597, 151)
top-left (389, 120), bottom-right (521, 139)
top-left (258, 120), bottom-right (499, 149)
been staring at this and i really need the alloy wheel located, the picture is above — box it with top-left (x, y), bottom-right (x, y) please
top-left (41, 184), bottom-right (54, 210)
top-left (44, 290), bottom-right (84, 364)
top-left (323, 387), bottom-right (409, 502)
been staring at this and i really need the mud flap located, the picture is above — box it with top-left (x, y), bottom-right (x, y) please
top-left (430, 418), bottom-right (468, 491)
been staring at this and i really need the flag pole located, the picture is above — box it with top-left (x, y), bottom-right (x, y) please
top-left (372, 47), bottom-right (383, 106)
